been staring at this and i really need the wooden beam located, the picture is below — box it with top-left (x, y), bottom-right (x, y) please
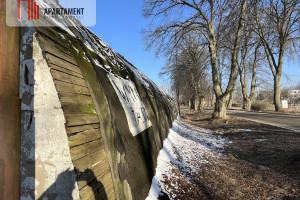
top-left (0, 0), bottom-right (21, 199)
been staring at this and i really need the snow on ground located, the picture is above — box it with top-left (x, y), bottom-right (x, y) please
top-left (146, 118), bottom-right (229, 200)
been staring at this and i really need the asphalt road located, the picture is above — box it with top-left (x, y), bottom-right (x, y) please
top-left (225, 109), bottom-right (300, 132)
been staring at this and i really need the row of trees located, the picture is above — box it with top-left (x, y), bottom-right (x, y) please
top-left (159, 33), bottom-right (211, 112)
top-left (143, 0), bottom-right (300, 118)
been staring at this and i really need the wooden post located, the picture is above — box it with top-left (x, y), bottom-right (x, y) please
top-left (0, 0), bottom-right (21, 199)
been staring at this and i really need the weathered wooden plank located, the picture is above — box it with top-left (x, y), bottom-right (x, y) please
top-left (60, 100), bottom-right (96, 115)
top-left (37, 29), bottom-right (70, 51)
top-left (51, 69), bottom-right (87, 87)
top-left (37, 27), bottom-right (72, 48)
top-left (90, 179), bottom-right (114, 200)
top-left (36, 27), bottom-right (57, 37)
top-left (68, 129), bottom-right (101, 147)
top-left (46, 53), bottom-right (81, 73)
top-left (79, 171), bottom-right (112, 200)
top-left (70, 139), bottom-right (104, 161)
top-left (103, 181), bottom-right (115, 200)
top-left (58, 92), bottom-right (93, 105)
top-left (106, 189), bottom-right (116, 200)
top-left (66, 123), bottom-right (100, 134)
top-left (73, 149), bottom-right (107, 172)
top-left (54, 80), bottom-right (91, 96)
top-left (37, 32), bottom-right (71, 56)
top-left (49, 64), bottom-right (84, 79)
top-left (77, 159), bottom-right (111, 189)
top-left (65, 113), bottom-right (99, 127)
top-left (50, 64), bottom-right (83, 77)
top-left (37, 33), bottom-right (75, 62)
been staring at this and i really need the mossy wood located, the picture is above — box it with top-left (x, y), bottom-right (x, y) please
top-left (34, 22), bottom-right (176, 200)
top-left (36, 27), bottom-right (115, 200)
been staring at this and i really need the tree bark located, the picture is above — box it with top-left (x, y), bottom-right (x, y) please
top-left (188, 99), bottom-right (194, 110)
top-left (243, 97), bottom-right (252, 111)
top-left (213, 95), bottom-right (229, 118)
top-left (227, 90), bottom-right (234, 109)
top-left (274, 73), bottom-right (282, 111)
top-left (254, 1), bottom-right (295, 112)
top-left (199, 97), bottom-right (205, 113)
top-left (211, 0), bottom-right (247, 118)
top-left (195, 96), bottom-right (200, 112)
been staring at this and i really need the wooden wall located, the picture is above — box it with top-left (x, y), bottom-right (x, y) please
top-left (36, 27), bottom-right (115, 200)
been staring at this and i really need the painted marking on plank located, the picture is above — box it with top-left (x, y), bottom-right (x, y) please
top-left (108, 73), bottom-right (152, 136)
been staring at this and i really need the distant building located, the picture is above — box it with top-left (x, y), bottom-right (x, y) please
top-left (288, 90), bottom-right (300, 108)
top-left (288, 90), bottom-right (300, 98)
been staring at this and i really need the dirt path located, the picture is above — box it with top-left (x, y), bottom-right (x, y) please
top-left (147, 109), bottom-right (300, 200)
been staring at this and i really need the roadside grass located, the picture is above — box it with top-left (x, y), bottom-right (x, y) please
top-left (223, 101), bottom-right (300, 115)
top-left (251, 101), bottom-right (272, 112)
top-left (151, 108), bottom-right (300, 199)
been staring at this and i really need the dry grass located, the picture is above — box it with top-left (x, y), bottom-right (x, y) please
top-left (227, 102), bottom-right (300, 115)
top-left (160, 108), bottom-right (300, 200)
top-left (251, 101), bottom-right (273, 112)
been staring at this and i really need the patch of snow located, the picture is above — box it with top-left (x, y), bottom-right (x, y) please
top-left (93, 59), bottom-right (101, 67)
top-left (72, 46), bottom-right (79, 54)
top-left (240, 129), bottom-right (252, 132)
top-left (104, 65), bottom-right (111, 69)
top-left (82, 52), bottom-right (90, 62)
top-left (172, 120), bottom-right (228, 150)
top-left (49, 17), bottom-right (76, 37)
top-left (159, 87), bottom-right (167, 96)
top-left (84, 41), bottom-right (95, 53)
top-left (254, 139), bottom-right (268, 142)
top-left (71, 24), bottom-right (161, 92)
top-left (121, 59), bottom-right (151, 89)
top-left (146, 119), bottom-right (228, 199)
top-left (93, 59), bottom-right (109, 73)
top-left (58, 33), bottom-right (66, 40)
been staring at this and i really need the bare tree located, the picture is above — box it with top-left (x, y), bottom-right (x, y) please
top-left (254, 0), bottom-right (300, 111)
top-left (238, 41), bottom-right (261, 110)
top-left (143, 0), bottom-right (248, 118)
top-left (160, 33), bottom-right (210, 112)
top-left (236, 14), bottom-right (264, 111)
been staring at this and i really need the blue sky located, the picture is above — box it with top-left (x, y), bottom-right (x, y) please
top-left (88, 1), bottom-right (167, 87)
top-left (87, 1), bottom-right (299, 88)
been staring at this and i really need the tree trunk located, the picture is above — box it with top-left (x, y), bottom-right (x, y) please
top-left (213, 95), bottom-right (229, 118)
top-left (199, 97), bottom-right (205, 113)
top-left (195, 96), bottom-right (200, 112)
top-left (274, 73), bottom-right (282, 111)
top-left (189, 99), bottom-right (194, 110)
top-left (243, 98), bottom-right (252, 111)
top-left (227, 90), bottom-right (234, 109)
top-left (210, 0), bottom-right (247, 119)
top-left (210, 93), bottom-right (215, 107)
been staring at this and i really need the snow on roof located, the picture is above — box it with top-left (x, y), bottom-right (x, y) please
top-left (30, 0), bottom-right (165, 96)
